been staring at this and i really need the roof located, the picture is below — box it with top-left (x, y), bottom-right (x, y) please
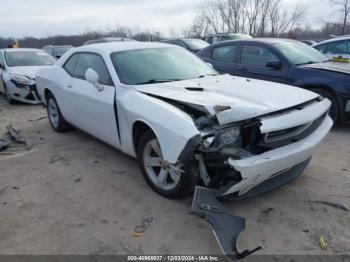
top-left (206, 33), bottom-right (251, 36)
top-left (313, 36), bottom-right (350, 46)
top-left (74, 41), bottom-right (176, 54)
top-left (2, 48), bottom-right (44, 53)
top-left (210, 38), bottom-right (298, 45)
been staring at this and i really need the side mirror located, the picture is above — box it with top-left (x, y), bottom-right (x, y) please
top-left (85, 68), bottom-right (104, 91)
top-left (265, 60), bottom-right (282, 70)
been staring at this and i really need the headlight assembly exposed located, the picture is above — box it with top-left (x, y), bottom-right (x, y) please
top-left (203, 126), bottom-right (242, 152)
top-left (10, 74), bottom-right (31, 85)
top-left (219, 126), bottom-right (241, 146)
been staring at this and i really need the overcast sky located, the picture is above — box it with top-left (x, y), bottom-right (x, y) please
top-left (0, 0), bottom-right (336, 38)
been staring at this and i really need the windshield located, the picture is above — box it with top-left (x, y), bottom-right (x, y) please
top-left (5, 51), bottom-right (56, 67)
top-left (182, 39), bottom-right (209, 50)
top-left (111, 47), bottom-right (218, 85)
top-left (273, 41), bottom-right (329, 65)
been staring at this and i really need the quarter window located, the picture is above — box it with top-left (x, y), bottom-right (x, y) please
top-left (63, 54), bottom-right (79, 76)
top-left (315, 44), bottom-right (327, 54)
top-left (241, 45), bottom-right (277, 66)
top-left (212, 45), bottom-right (238, 62)
top-left (64, 53), bottom-right (113, 86)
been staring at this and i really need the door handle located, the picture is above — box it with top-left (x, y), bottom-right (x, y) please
top-left (238, 67), bottom-right (247, 72)
top-left (67, 84), bottom-right (73, 88)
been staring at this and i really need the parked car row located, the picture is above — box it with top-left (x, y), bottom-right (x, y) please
top-left (197, 38), bottom-right (350, 123)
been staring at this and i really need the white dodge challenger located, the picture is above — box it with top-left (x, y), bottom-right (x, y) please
top-left (36, 42), bottom-right (332, 199)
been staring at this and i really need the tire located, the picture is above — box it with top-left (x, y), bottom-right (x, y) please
top-left (46, 92), bottom-right (71, 132)
top-left (137, 130), bottom-right (199, 199)
top-left (311, 88), bottom-right (339, 122)
top-left (3, 84), bottom-right (14, 104)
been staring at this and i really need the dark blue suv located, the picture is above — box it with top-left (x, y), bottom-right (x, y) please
top-left (197, 39), bottom-right (350, 123)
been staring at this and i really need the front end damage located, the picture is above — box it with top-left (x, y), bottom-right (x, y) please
top-left (4, 75), bottom-right (42, 104)
top-left (170, 96), bottom-right (333, 259)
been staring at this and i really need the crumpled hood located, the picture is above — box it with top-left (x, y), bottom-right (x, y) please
top-left (300, 61), bottom-right (350, 75)
top-left (6, 66), bottom-right (45, 79)
top-left (135, 74), bottom-right (319, 125)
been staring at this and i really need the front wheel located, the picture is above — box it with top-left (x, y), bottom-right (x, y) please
top-left (46, 93), bottom-right (71, 132)
top-left (137, 131), bottom-right (199, 199)
top-left (4, 85), bottom-right (14, 104)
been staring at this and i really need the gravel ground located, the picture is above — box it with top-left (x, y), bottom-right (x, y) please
top-left (0, 95), bottom-right (349, 256)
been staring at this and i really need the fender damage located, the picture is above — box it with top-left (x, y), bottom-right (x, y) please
top-left (140, 85), bottom-right (332, 260)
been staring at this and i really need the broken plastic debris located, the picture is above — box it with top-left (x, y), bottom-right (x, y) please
top-left (309, 199), bottom-right (349, 212)
top-left (214, 105), bottom-right (231, 114)
top-left (0, 125), bottom-right (30, 153)
top-left (191, 186), bottom-right (262, 260)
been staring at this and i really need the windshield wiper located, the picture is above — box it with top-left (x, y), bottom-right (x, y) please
top-left (296, 61), bottom-right (317, 66)
top-left (134, 79), bottom-right (181, 85)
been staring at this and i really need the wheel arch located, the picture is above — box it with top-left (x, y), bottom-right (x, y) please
top-left (300, 83), bottom-right (337, 97)
top-left (132, 120), bottom-right (158, 156)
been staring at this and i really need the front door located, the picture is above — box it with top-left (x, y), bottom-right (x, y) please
top-left (237, 44), bottom-right (289, 84)
top-left (60, 52), bottom-right (120, 147)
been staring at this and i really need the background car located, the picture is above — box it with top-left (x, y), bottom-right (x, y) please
top-left (203, 33), bottom-right (252, 44)
top-left (313, 36), bottom-right (350, 59)
top-left (197, 38), bottom-right (350, 123)
top-left (161, 38), bottom-right (209, 53)
top-left (84, 37), bottom-right (135, 45)
top-left (42, 45), bottom-right (73, 59)
top-left (301, 40), bottom-right (318, 46)
top-left (0, 48), bottom-right (56, 104)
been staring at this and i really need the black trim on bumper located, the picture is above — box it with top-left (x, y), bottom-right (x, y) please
top-left (219, 157), bottom-right (312, 202)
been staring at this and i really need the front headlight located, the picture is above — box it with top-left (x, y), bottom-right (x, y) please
top-left (11, 74), bottom-right (31, 85)
top-left (219, 126), bottom-right (241, 145)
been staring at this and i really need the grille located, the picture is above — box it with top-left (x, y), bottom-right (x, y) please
top-left (260, 113), bottom-right (327, 149)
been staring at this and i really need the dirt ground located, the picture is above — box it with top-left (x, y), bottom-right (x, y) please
top-left (0, 94), bottom-right (349, 256)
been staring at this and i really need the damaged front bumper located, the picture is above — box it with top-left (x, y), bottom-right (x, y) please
top-left (220, 115), bottom-right (333, 197)
top-left (5, 80), bottom-right (42, 104)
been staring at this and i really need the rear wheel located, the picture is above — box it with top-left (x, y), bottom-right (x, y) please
top-left (46, 93), bottom-right (71, 132)
top-left (137, 131), bottom-right (199, 199)
top-left (312, 88), bottom-right (339, 122)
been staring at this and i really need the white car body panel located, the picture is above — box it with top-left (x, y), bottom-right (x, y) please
top-left (135, 75), bottom-right (319, 125)
top-left (260, 98), bottom-right (331, 133)
top-left (35, 42), bottom-right (332, 197)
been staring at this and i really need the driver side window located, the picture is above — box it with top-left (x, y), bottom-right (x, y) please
top-left (63, 53), bottom-right (113, 86)
top-left (241, 45), bottom-right (278, 66)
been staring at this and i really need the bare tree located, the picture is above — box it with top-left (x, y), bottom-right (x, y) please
top-left (330, 0), bottom-right (350, 35)
top-left (185, 0), bottom-right (306, 38)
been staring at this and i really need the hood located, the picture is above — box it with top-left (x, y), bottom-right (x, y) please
top-left (135, 74), bottom-right (319, 125)
top-left (300, 61), bottom-right (350, 75)
top-left (6, 66), bottom-right (45, 79)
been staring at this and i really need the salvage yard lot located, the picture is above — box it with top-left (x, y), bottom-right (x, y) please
top-left (0, 95), bottom-right (349, 256)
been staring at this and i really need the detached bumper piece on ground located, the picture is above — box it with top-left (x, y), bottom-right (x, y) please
top-left (191, 187), bottom-right (262, 260)
top-left (0, 125), bottom-right (29, 152)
